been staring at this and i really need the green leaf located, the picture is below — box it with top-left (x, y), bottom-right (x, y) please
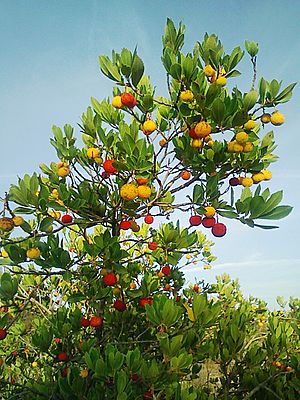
top-left (274, 82), bottom-right (297, 104)
top-left (131, 55), bottom-right (144, 87)
top-left (259, 205), bottom-right (292, 220)
top-left (170, 63), bottom-right (182, 80)
top-left (243, 90), bottom-right (258, 111)
top-left (245, 40), bottom-right (259, 57)
top-left (211, 98), bottom-right (225, 125)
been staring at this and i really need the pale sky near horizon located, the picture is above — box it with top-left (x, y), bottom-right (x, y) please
top-left (0, 0), bottom-right (299, 307)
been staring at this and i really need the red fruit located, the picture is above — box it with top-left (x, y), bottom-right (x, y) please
top-left (139, 297), bottom-right (152, 307)
top-left (61, 214), bottom-right (73, 224)
top-left (130, 373), bottom-right (139, 381)
top-left (189, 215), bottom-right (202, 226)
top-left (54, 337), bottom-right (60, 344)
top-left (136, 177), bottom-right (148, 185)
top-left (0, 328), bottom-right (7, 340)
top-left (103, 273), bottom-right (117, 286)
top-left (101, 171), bottom-right (111, 179)
top-left (229, 177), bottom-right (240, 186)
top-left (148, 241), bottom-right (158, 251)
top-left (57, 352), bottom-right (68, 362)
top-left (90, 316), bottom-right (104, 328)
top-left (120, 220), bottom-right (131, 230)
top-left (189, 128), bottom-right (197, 139)
top-left (113, 299), bottom-right (126, 312)
top-left (103, 160), bottom-right (117, 174)
top-left (176, 295), bottom-right (181, 302)
top-left (212, 223), bottom-right (227, 237)
top-left (144, 215), bottom-right (154, 224)
top-left (80, 317), bottom-right (90, 328)
top-left (11, 351), bottom-right (17, 357)
top-left (143, 390), bottom-right (153, 400)
top-left (61, 367), bottom-right (68, 377)
top-left (202, 217), bottom-right (216, 228)
top-left (181, 170), bottom-right (191, 180)
top-left (161, 265), bottom-right (171, 275)
top-left (121, 92), bottom-right (137, 108)
top-left (193, 284), bottom-right (200, 293)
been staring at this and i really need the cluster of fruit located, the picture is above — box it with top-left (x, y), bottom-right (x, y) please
top-left (0, 216), bottom-right (25, 232)
top-left (229, 169), bottom-right (272, 188)
top-left (120, 181), bottom-right (152, 201)
top-left (189, 206), bottom-right (227, 237)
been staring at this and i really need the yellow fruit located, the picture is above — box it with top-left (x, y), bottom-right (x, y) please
top-left (58, 166), bottom-right (70, 177)
top-left (204, 206), bottom-right (216, 218)
top-left (120, 183), bottom-right (138, 201)
top-left (261, 169), bottom-right (272, 180)
top-left (0, 217), bottom-right (14, 232)
top-left (86, 147), bottom-right (100, 159)
top-left (203, 264), bottom-right (212, 269)
top-left (194, 121), bottom-right (212, 138)
top-left (180, 90), bottom-right (194, 102)
top-left (51, 189), bottom-right (60, 199)
top-left (112, 95), bottom-right (123, 109)
top-left (191, 138), bottom-right (202, 148)
top-left (26, 248), bottom-right (41, 259)
top-left (203, 65), bottom-right (215, 77)
top-left (243, 142), bottom-right (254, 153)
top-left (142, 120), bottom-right (157, 135)
top-left (12, 216), bottom-right (24, 226)
top-left (227, 141), bottom-right (235, 153)
top-left (235, 131), bottom-right (249, 144)
top-left (113, 287), bottom-right (121, 296)
top-left (244, 120), bottom-right (256, 130)
top-left (270, 111), bottom-right (285, 126)
top-left (164, 283), bottom-right (171, 291)
top-left (252, 172), bottom-right (265, 183)
top-left (186, 254), bottom-right (191, 260)
top-left (241, 177), bottom-right (253, 187)
top-left (207, 140), bottom-right (214, 148)
top-left (159, 138), bottom-right (167, 147)
top-left (32, 361), bottom-right (38, 368)
top-left (216, 76), bottom-right (227, 86)
top-left (48, 210), bottom-right (61, 219)
top-left (204, 135), bottom-right (212, 143)
top-left (219, 67), bottom-right (226, 76)
top-left (129, 282), bottom-right (137, 289)
top-left (1, 249), bottom-right (9, 258)
top-left (157, 271), bottom-right (165, 278)
top-left (261, 113), bottom-right (271, 124)
top-left (80, 369), bottom-right (89, 378)
top-left (233, 142), bottom-right (244, 153)
top-left (137, 185), bottom-right (152, 199)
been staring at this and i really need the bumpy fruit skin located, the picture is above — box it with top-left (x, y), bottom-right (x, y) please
top-left (159, 138), bottom-right (167, 147)
top-left (57, 352), bottom-right (68, 362)
top-left (212, 223), bottom-right (227, 237)
top-left (162, 265), bottom-right (171, 275)
top-left (0, 217), bottom-right (14, 232)
top-left (203, 64), bottom-right (215, 77)
top-left (112, 95), bottom-right (123, 109)
top-left (26, 248), bottom-right (41, 259)
top-left (61, 214), bottom-right (73, 224)
top-left (136, 177), bottom-right (148, 185)
top-left (261, 113), bottom-right (271, 123)
top-left (80, 317), bottom-right (90, 327)
top-left (194, 121), bottom-right (212, 138)
top-left (204, 206), bottom-right (216, 218)
top-left (142, 120), bottom-right (157, 135)
top-left (114, 299), bottom-right (126, 312)
top-left (57, 162), bottom-right (70, 177)
top-left (191, 138), bottom-right (202, 148)
top-left (189, 215), bottom-right (202, 226)
top-left (148, 241), bottom-right (158, 251)
top-left (120, 184), bottom-right (138, 201)
top-left (103, 273), bottom-right (117, 286)
top-left (103, 160), bottom-right (117, 174)
top-left (180, 90), bottom-right (194, 102)
top-left (202, 217), bottom-right (216, 228)
top-left (261, 169), bottom-right (272, 180)
top-left (252, 172), bottom-right (265, 183)
top-left (90, 316), bottom-right (104, 327)
top-left (241, 177), bottom-right (253, 187)
top-left (121, 92), bottom-right (136, 108)
top-left (86, 147), bottom-right (100, 159)
top-left (243, 142), bottom-right (254, 153)
top-left (80, 369), bottom-right (89, 378)
top-left (270, 111), bottom-right (285, 126)
top-left (144, 215), bottom-right (154, 224)
top-left (236, 131), bottom-right (249, 144)
top-left (0, 328), bottom-right (7, 340)
top-left (243, 120), bottom-right (256, 130)
top-left (139, 297), bottom-right (152, 307)
top-left (216, 76), bottom-right (227, 86)
top-left (137, 185), bottom-right (152, 199)
top-left (188, 127), bottom-right (197, 138)
top-left (181, 170), bottom-right (191, 180)
top-left (120, 220), bottom-right (131, 230)
top-left (12, 216), bottom-right (24, 226)
top-left (229, 177), bottom-right (240, 186)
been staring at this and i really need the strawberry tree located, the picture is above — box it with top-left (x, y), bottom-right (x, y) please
top-left (0, 19), bottom-right (299, 399)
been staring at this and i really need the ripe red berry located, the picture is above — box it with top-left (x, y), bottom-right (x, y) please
top-left (61, 214), bottom-right (73, 224)
top-left (80, 317), bottom-right (90, 328)
top-left (90, 316), bottom-right (104, 328)
top-left (101, 171), bottom-right (111, 179)
top-left (57, 352), bottom-right (68, 362)
top-left (120, 220), bottom-right (131, 230)
top-left (181, 170), bottom-right (191, 180)
top-left (161, 265), bottom-right (171, 275)
top-left (212, 223), bottom-right (227, 237)
top-left (202, 217), bottom-right (216, 228)
top-left (103, 273), bottom-right (117, 286)
top-left (193, 284), bottom-right (200, 293)
top-left (130, 373), bottom-right (139, 381)
top-left (113, 299), bottom-right (126, 312)
top-left (176, 295), bottom-right (181, 302)
top-left (189, 128), bottom-right (197, 139)
top-left (148, 241), bottom-right (158, 251)
top-left (229, 177), bottom-right (240, 186)
top-left (0, 328), bottom-right (7, 340)
top-left (139, 297), bottom-right (152, 307)
top-left (54, 337), bottom-right (60, 344)
top-left (144, 215), bottom-right (154, 224)
top-left (61, 367), bottom-right (68, 377)
top-left (189, 215), bottom-right (202, 226)
top-left (103, 160), bottom-right (117, 174)
top-left (143, 390), bottom-right (153, 400)
top-left (121, 92), bottom-right (137, 108)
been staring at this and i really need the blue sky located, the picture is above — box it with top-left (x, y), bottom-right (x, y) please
top-left (0, 0), bottom-right (299, 307)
